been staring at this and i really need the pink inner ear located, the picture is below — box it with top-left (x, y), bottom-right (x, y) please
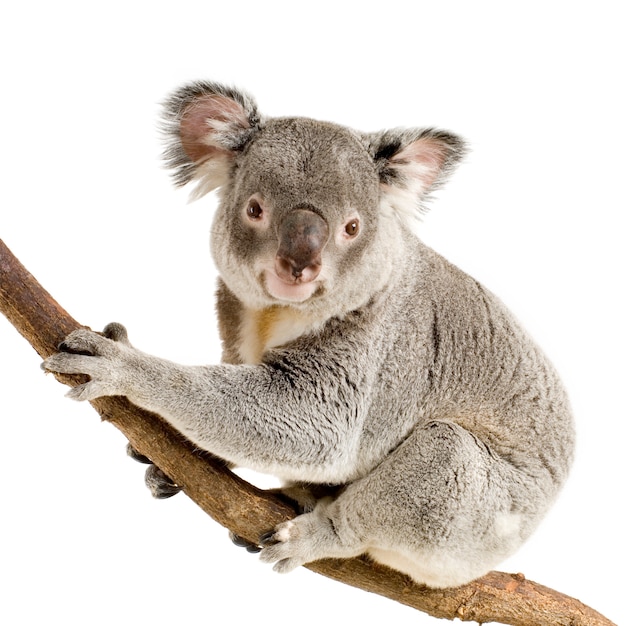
top-left (391, 137), bottom-right (448, 190)
top-left (179, 95), bottom-right (250, 162)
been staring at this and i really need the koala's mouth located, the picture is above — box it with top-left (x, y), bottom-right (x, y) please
top-left (263, 270), bottom-right (320, 303)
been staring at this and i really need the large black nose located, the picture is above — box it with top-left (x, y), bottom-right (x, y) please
top-left (275, 209), bottom-right (329, 282)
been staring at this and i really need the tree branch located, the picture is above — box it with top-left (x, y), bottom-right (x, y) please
top-left (0, 238), bottom-right (615, 626)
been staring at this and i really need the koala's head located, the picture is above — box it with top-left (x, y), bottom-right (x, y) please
top-left (162, 81), bottom-right (466, 315)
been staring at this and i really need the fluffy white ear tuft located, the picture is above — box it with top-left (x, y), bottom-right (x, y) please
top-left (161, 81), bottom-right (263, 198)
top-left (368, 128), bottom-right (467, 229)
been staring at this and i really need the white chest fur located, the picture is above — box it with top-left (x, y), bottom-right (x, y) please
top-left (237, 306), bottom-right (325, 365)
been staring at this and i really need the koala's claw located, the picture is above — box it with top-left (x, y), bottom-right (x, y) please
top-left (144, 465), bottom-right (181, 499)
top-left (126, 443), bottom-right (152, 465)
top-left (259, 520), bottom-right (308, 573)
top-left (229, 532), bottom-right (262, 553)
top-left (259, 530), bottom-right (276, 545)
top-left (42, 326), bottom-right (132, 402)
top-left (126, 444), bottom-right (181, 498)
top-left (57, 341), bottom-right (94, 356)
top-left (57, 328), bottom-right (110, 356)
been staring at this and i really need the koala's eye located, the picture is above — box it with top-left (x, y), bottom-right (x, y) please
top-left (247, 199), bottom-right (263, 220)
top-left (344, 219), bottom-right (360, 237)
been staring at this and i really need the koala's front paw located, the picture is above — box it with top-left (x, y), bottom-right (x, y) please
top-left (42, 324), bottom-right (132, 402)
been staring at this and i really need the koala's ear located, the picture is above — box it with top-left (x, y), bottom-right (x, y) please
top-left (162, 81), bottom-right (263, 199)
top-left (367, 128), bottom-right (467, 225)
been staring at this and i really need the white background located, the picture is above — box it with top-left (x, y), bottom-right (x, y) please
top-left (1, 2), bottom-right (623, 624)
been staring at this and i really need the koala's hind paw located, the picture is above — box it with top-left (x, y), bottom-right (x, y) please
top-left (260, 511), bottom-right (346, 574)
top-left (260, 504), bottom-right (363, 573)
top-left (259, 520), bottom-right (305, 573)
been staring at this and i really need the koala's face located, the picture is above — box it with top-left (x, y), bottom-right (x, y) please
top-left (162, 81), bottom-right (465, 314)
top-left (212, 118), bottom-right (387, 312)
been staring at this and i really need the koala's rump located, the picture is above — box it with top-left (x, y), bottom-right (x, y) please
top-left (340, 419), bottom-right (544, 588)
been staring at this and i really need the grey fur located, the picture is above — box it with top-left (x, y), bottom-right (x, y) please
top-left (161, 80), bottom-right (263, 187)
top-left (43, 81), bottom-right (574, 588)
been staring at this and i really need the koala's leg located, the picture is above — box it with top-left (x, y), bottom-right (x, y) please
top-left (261, 420), bottom-right (534, 587)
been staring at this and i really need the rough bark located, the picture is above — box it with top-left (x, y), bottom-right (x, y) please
top-left (0, 238), bottom-right (616, 626)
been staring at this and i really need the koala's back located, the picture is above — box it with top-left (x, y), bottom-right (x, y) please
top-left (359, 237), bottom-right (574, 498)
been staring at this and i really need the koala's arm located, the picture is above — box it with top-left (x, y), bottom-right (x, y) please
top-left (42, 324), bottom-right (366, 483)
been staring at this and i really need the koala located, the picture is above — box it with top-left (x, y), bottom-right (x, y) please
top-left (43, 81), bottom-right (575, 589)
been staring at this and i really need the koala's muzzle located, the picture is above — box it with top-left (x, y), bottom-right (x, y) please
top-left (275, 209), bottom-right (329, 284)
